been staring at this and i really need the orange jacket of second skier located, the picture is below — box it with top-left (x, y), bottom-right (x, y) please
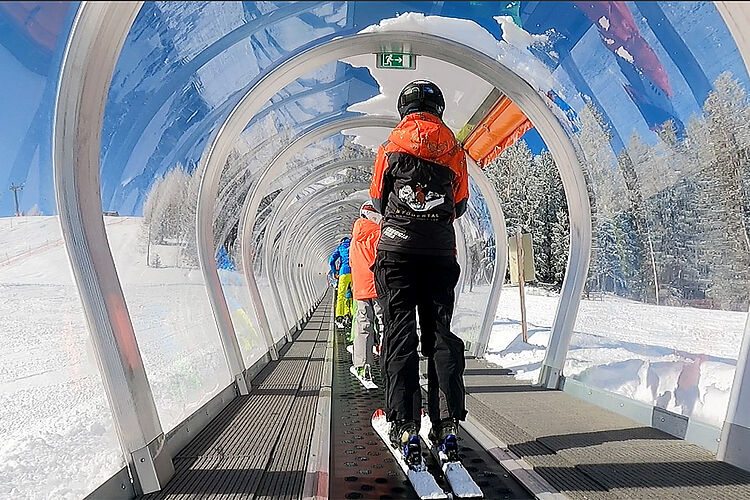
top-left (350, 217), bottom-right (381, 300)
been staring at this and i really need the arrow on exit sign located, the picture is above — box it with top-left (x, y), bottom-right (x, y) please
top-left (377, 52), bottom-right (416, 69)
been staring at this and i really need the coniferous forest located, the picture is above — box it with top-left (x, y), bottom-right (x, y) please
top-left (485, 72), bottom-right (750, 312)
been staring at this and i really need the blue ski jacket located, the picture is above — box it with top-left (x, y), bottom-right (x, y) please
top-left (329, 238), bottom-right (351, 275)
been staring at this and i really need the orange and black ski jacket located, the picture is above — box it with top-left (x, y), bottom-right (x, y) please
top-left (369, 112), bottom-right (469, 256)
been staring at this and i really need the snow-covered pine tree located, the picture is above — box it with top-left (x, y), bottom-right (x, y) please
top-left (589, 217), bottom-right (623, 293)
top-left (485, 140), bottom-right (569, 287)
top-left (529, 153), bottom-right (551, 282)
top-left (178, 163), bottom-right (202, 267)
top-left (690, 72), bottom-right (750, 310)
top-left (541, 151), bottom-right (570, 288)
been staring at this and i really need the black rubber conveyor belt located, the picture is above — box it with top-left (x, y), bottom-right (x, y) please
top-left (328, 315), bottom-right (532, 499)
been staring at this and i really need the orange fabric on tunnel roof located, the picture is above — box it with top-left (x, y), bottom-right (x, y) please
top-left (464, 96), bottom-right (533, 167)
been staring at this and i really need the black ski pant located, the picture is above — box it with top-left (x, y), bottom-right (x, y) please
top-left (374, 250), bottom-right (467, 426)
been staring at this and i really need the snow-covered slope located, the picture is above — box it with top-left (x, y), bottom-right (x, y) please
top-left (0, 217), bottom-right (123, 499)
top-left (0, 216), bottom-right (265, 499)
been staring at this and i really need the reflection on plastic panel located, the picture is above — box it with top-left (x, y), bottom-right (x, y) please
top-left (0, 3), bottom-right (126, 497)
top-left (452, 179), bottom-right (496, 347)
top-left (0, 219), bottom-right (125, 498)
top-left (107, 214), bottom-right (231, 431)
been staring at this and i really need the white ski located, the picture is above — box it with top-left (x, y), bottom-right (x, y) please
top-left (420, 413), bottom-right (483, 498)
top-left (372, 409), bottom-right (447, 500)
top-left (349, 365), bottom-right (378, 390)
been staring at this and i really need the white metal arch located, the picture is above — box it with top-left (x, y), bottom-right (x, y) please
top-left (285, 209), bottom-right (361, 320)
top-left (272, 184), bottom-right (368, 328)
top-left (246, 116), bottom-right (506, 356)
top-left (292, 218), bottom-right (355, 314)
top-left (280, 194), bottom-right (368, 322)
top-left (54, 18), bottom-right (593, 493)
top-left (197, 31), bottom-right (591, 389)
top-left (263, 157), bottom-right (375, 331)
top-left (235, 116), bottom-right (397, 344)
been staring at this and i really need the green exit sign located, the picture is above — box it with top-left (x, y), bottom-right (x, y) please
top-left (377, 52), bottom-right (416, 70)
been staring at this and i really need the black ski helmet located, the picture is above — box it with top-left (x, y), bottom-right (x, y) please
top-left (397, 80), bottom-right (445, 119)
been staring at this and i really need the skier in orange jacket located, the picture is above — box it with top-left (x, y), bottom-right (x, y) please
top-left (348, 202), bottom-right (384, 387)
top-left (370, 80), bottom-right (469, 462)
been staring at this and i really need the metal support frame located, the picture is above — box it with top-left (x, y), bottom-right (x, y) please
top-left (197, 165), bottom-right (254, 379)
top-left (52, 1), bottom-right (175, 494)
top-left (283, 220), bottom-right (340, 323)
top-left (281, 194), bottom-right (366, 325)
top-left (240, 115), bottom-right (497, 354)
top-left (290, 222), bottom-right (342, 316)
top-left (713, 1), bottom-right (750, 474)
top-left (281, 201), bottom-right (363, 324)
top-left (51, 13), bottom-right (593, 499)
top-left (468, 157), bottom-right (509, 357)
top-left (234, 116), bottom-right (396, 350)
top-left (266, 186), bottom-right (364, 334)
top-left (454, 217), bottom-right (469, 304)
top-left (195, 30), bottom-right (588, 405)
top-left (266, 175), bottom-right (370, 328)
top-left (282, 213), bottom-right (350, 323)
top-left (283, 218), bottom-right (343, 321)
top-left (719, 306), bottom-right (750, 470)
top-left (287, 209), bottom-right (360, 310)
top-left (262, 157), bottom-right (374, 333)
top-left (291, 221), bottom-right (349, 312)
top-left (214, 109), bottom-right (352, 249)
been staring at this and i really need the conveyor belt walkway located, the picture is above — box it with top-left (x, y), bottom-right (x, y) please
top-left (141, 291), bottom-right (535, 499)
top-left (328, 316), bottom-right (532, 499)
top-left (138, 287), bottom-right (750, 500)
top-left (461, 358), bottom-right (750, 499)
top-left (142, 295), bottom-right (332, 499)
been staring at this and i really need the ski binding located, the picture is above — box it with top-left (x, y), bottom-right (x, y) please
top-left (420, 413), bottom-right (483, 498)
top-left (372, 409), bottom-right (447, 499)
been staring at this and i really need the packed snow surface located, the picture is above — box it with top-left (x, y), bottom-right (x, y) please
top-left (0, 216), bottom-right (267, 499)
top-left (0, 217), bottom-right (123, 499)
top-left (486, 285), bottom-right (747, 428)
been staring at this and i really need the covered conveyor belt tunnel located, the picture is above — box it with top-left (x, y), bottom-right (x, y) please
top-left (3, 1), bottom-right (750, 498)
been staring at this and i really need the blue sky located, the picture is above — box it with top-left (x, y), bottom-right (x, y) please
top-left (1, 1), bottom-right (749, 217)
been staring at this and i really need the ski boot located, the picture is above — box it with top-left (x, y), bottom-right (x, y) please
top-left (429, 418), bottom-right (460, 462)
top-left (389, 420), bottom-right (422, 466)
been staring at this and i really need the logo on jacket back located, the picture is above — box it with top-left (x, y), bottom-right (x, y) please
top-left (398, 183), bottom-right (444, 212)
top-left (382, 226), bottom-right (408, 240)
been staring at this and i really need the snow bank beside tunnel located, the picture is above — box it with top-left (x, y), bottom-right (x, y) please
top-left (486, 286), bottom-right (745, 429)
